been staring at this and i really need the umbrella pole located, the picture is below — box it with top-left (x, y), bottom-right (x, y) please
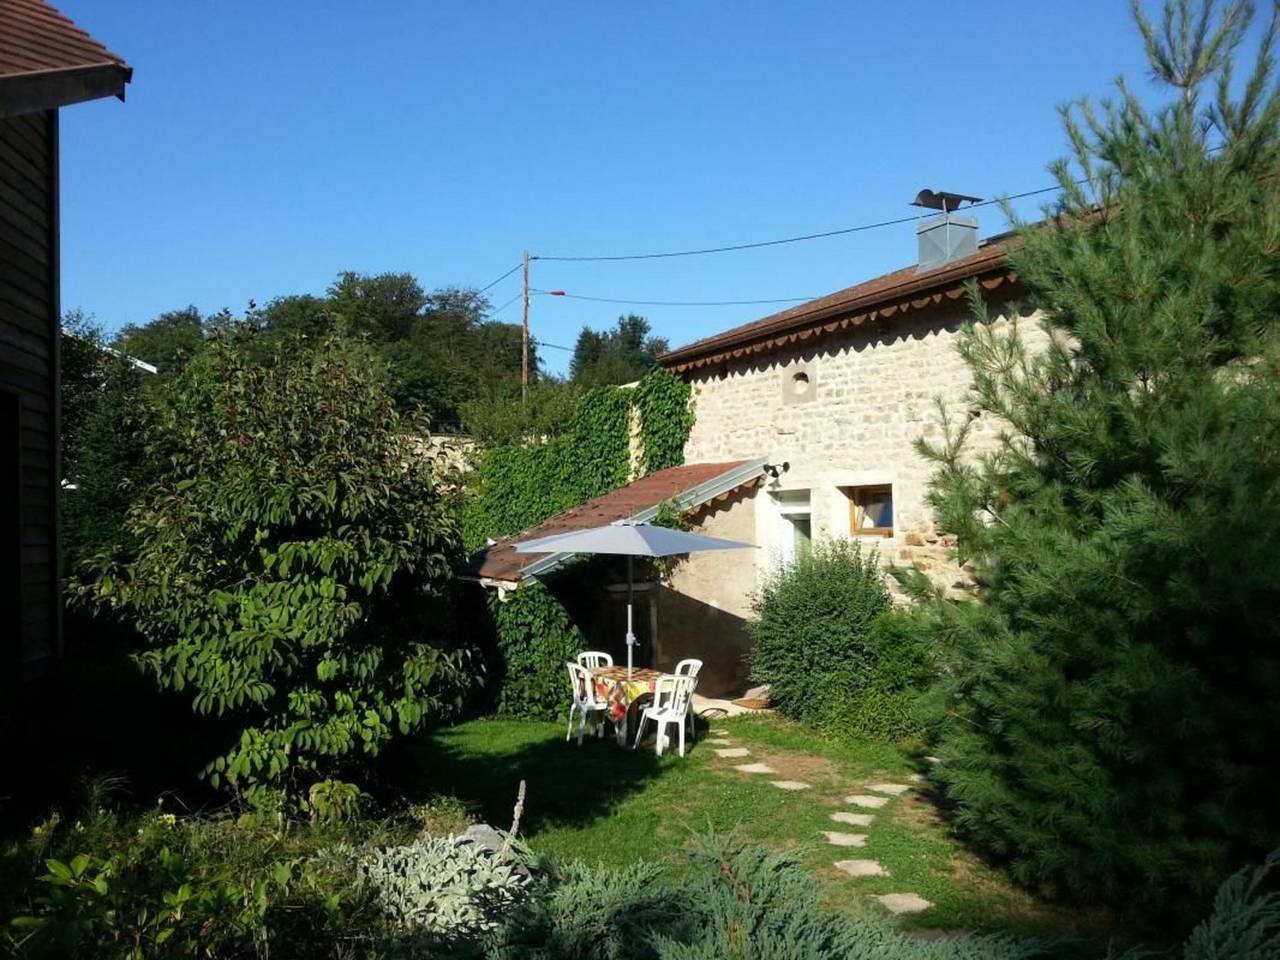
top-left (626, 555), bottom-right (635, 680)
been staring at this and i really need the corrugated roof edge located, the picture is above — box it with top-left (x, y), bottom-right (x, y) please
top-left (470, 457), bottom-right (769, 589)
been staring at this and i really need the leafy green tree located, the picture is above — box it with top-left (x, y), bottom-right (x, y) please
top-left (322, 274), bottom-right (532, 429)
top-left (912, 0), bottom-right (1280, 912)
top-left (570, 314), bottom-right (669, 386)
top-left (461, 378), bottom-right (581, 447)
top-left (59, 312), bottom-right (154, 571)
top-left (77, 327), bottom-right (470, 804)
top-left (253, 294), bottom-right (332, 340)
top-left (113, 307), bottom-right (205, 375)
top-left (60, 311), bottom-right (115, 476)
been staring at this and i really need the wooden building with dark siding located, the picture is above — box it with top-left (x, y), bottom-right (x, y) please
top-left (1, 0), bottom-right (130, 680)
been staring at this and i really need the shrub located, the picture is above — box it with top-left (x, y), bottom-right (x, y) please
top-left (485, 581), bottom-right (584, 721)
top-left (354, 834), bottom-right (529, 940)
top-left (491, 831), bottom-right (1048, 960)
top-left (76, 328), bottom-right (472, 804)
top-left (912, 0), bottom-right (1280, 912)
top-left (809, 608), bottom-right (933, 742)
top-left (748, 540), bottom-right (893, 726)
top-left (1, 801), bottom-right (375, 960)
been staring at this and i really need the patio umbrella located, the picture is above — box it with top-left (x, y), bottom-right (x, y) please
top-left (512, 521), bottom-right (756, 678)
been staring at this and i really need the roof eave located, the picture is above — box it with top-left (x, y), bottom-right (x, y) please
top-left (658, 254), bottom-right (1018, 372)
top-left (0, 61), bottom-right (132, 118)
top-left (510, 457), bottom-right (769, 585)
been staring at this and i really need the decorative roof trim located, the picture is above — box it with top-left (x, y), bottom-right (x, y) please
top-left (659, 243), bottom-right (1021, 374)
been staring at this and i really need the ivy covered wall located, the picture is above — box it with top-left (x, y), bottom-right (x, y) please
top-left (463, 368), bottom-right (694, 718)
top-left (462, 369), bottom-right (693, 549)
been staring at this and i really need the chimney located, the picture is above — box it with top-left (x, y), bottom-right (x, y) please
top-left (911, 189), bottom-right (982, 273)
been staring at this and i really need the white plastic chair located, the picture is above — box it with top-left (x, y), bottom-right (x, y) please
top-left (674, 658), bottom-right (702, 678)
top-left (674, 659), bottom-right (703, 741)
top-left (632, 674), bottom-right (697, 757)
top-left (565, 662), bottom-right (611, 745)
top-left (577, 650), bottom-right (614, 670)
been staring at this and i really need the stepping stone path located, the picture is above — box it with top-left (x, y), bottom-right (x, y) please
top-left (830, 782), bottom-right (935, 918)
top-left (834, 859), bottom-right (886, 877)
top-left (869, 783), bottom-right (911, 796)
top-left (876, 893), bottom-right (934, 915)
top-left (822, 831), bottom-right (867, 847)
top-left (830, 811), bottom-right (875, 827)
top-left (701, 735), bottom-right (933, 920)
top-left (845, 794), bottom-right (889, 809)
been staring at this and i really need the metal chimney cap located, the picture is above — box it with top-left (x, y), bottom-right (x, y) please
top-left (912, 189), bottom-right (983, 213)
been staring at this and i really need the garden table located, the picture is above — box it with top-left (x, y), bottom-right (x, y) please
top-left (590, 666), bottom-right (663, 745)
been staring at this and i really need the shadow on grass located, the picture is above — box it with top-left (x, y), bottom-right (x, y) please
top-left (381, 718), bottom-right (678, 837)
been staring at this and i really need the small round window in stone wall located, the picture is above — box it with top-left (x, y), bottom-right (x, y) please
top-left (783, 366), bottom-right (816, 405)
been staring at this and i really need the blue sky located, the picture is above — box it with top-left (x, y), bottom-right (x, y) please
top-left (59, 1), bottom-right (1158, 375)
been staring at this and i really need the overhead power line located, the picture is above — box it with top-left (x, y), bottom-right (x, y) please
top-left (491, 292), bottom-right (523, 315)
top-left (534, 289), bottom-right (814, 307)
top-left (477, 262), bottom-right (523, 292)
top-left (533, 338), bottom-right (573, 352)
top-left (530, 183), bottom-right (1068, 263)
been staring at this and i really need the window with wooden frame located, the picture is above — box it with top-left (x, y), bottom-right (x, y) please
top-left (844, 484), bottom-right (894, 537)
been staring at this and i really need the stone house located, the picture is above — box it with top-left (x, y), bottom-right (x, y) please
top-left (474, 212), bottom-right (1042, 696)
top-left (654, 222), bottom-right (1048, 691)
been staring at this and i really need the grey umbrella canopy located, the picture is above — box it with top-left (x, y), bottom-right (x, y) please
top-left (513, 521), bottom-right (756, 677)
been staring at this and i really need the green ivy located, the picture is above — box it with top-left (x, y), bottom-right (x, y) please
top-left (462, 370), bottom-right (695, 719)
top-left (633, 368), bottom-right (693, 474)
top-left (486, 581), bottom-right (586, 719)
top-left (462, 373), bottom-right (691, 549)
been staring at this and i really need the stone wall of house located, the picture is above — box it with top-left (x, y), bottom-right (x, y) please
top-left (657, 484), bottom-right (758, 696)
top-left (677, 300), bottom-right (1046, 620)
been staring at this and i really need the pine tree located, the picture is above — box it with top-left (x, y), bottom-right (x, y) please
top-left (913, 0), bottom-right (1280, 914)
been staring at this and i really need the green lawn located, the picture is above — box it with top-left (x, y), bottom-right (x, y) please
top-left (404, 713), bottom-right (1127, 941)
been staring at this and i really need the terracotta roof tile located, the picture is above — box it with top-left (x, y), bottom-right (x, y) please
top-left (1, 0), bottom-right (129, 77)
top-left (659, 234), bottom-right (1021, 372)
top-left (471, 460), bottom-right (757, 583)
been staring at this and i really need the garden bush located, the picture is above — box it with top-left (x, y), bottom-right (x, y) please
top-left (6, 793), bottom-right (1276, 959)
top-left (1, 793), bottom-right (381, 960)
top-left (75, 327), bottom-right (472, 806)
top-left (748, 540), bottom-right (897, 728)
top-left (808, 608), bottom-right (933, 742)
top-left (484, 580), bottom-right (585, 721)
top-left (354, 834), bottom-right (530, 939)
top-left (911, 0), bottom-right (1280, 913)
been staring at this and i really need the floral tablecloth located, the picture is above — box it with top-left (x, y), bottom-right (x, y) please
top-left (591, 666), bottom-right (663, 722)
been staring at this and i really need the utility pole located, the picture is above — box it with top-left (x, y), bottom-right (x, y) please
top-left (521, 249), bottom-right (530, 403)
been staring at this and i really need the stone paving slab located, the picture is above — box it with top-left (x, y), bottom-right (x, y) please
top-left (770, 780), bottom-right (811, 791)
top-left (834, 859), bottom-right (886, 877)
top-left (868, 783), bottom-right (911, 795)
top-left (714, 747), bottom-right (751, 758)
top-left (876, 892), bottom-right (933, 915)
top-left (830, 811), bottom-right (875, 827)
top-left (845, 794), bottom-right (889, 808)
top-left (908, 773), bottom-right (926, 783)
top-left (822, 831), bottom-right (867, 847)
top-left (734, 762), bottom-right (776, 774)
